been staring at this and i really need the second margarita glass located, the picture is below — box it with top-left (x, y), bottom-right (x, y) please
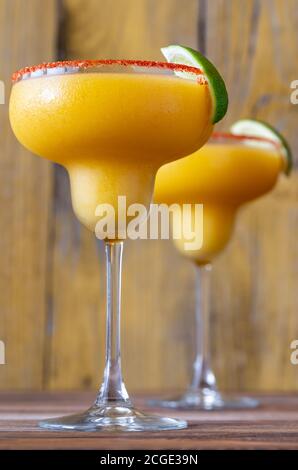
top-left (153, 127), bottom-right (290, 410)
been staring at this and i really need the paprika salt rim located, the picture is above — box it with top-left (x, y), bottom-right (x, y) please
top-left (12, 59), bottom-right (207, 84)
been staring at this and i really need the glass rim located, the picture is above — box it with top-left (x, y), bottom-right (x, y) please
top-left (12, 59), bottom-right (207, 84)
top-left (211, 131), bottom-right (282, 151)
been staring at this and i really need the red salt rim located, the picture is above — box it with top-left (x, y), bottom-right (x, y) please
top-left (211, 131), bottom-right (282, 152)
top-left (12, 59), bottom-right (207, 83)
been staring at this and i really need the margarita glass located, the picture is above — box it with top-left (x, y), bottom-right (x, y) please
top-left (10, 59), bottom-right (214, 431)
top-left (153, 131), bottom-right (287, 410)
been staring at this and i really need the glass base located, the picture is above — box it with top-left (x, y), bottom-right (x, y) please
top-left (39, 403), bottom-right (187, 432)
top-left (149, 389), bottom-right (259, 410)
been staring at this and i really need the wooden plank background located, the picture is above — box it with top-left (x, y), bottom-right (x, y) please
top-left (0, 0), bottom-right (56, 389)
top-left (0, 0), bottom-right (297, 392)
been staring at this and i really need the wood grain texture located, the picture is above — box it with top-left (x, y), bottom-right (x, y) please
top-left (204, 0), bottom-right (298, 391)
top-left (1, 392), bottom-right (298, 449)
top-left (0, 0), bottom-right (57, 389)
top-left (47, 0), bottom-right (298, 392)
top-left (63, 0), bottom-right (199, 60)
top-left (1, 0), bottom-right (298, 393)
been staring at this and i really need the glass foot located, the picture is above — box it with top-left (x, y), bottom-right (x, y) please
top-left (39, 403), bottom-right (187, 432)
top-left (149, 389), bottom-right (259, 410)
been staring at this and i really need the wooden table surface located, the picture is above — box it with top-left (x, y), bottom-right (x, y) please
top-left (0, 392), bottom-right (297, 450)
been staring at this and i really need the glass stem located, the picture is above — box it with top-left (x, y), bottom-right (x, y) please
top-left (95, 241), bottom-right (131, 406)
top-left (190, 263), bottom-right (217, 392)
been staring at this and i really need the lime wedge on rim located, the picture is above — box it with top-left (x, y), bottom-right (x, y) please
top-left (161, 45), bottom-right (228, 124)
top-left (230, 119), bottom-right (292, 175)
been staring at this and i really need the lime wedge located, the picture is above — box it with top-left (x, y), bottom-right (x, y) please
top-left (161, 45), bottom-right (228, 124)
top-left (230, 119), bottom-right (292, 175)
